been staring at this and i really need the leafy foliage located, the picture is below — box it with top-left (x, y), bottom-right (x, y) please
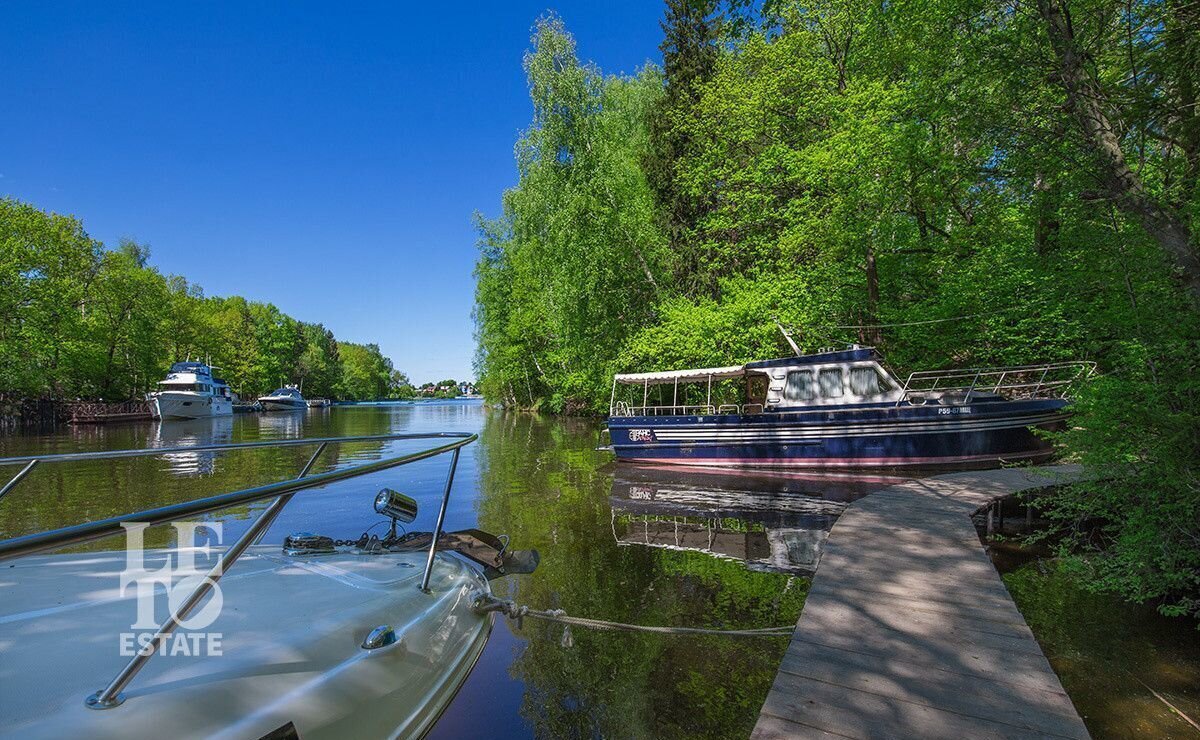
top-left (475, 3), bottom-right (1200, 618)
top-left (0, 197), bottom-right (410, 402)
top-left (473, 16), bottom-right (672, 413)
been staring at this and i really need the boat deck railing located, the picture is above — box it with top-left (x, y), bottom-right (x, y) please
top-left (611, 402), bottom-right (766, 417)
top-left (896, 361), bottom-right (1095, 406)
top-left (608, 361), bottom-right (1094, 418)
top-left (0, 431), bottom-right (476, 710)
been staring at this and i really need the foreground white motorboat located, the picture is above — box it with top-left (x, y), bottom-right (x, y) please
top-left (259, 385), bottom-right (307, 411)
top-left (0, 433), bottom-right (534, 740)
top-left (0, 547), bottom-right (492, 739)
top-left (148, 361), bottom-right (233, 420)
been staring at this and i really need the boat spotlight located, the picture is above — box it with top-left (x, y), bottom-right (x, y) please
top-left (375, 488), bottom-right (418, 524)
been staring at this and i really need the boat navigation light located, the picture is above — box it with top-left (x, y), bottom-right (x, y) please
top-left (374, 488), bottom-right (418, 524)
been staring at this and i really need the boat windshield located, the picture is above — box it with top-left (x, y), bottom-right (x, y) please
top-left (168, 361), bottom-right (210, 375)
top-left (850, 366), bottom-right (886, 396)
top-left (159, 382), bottom-right (210, 393)
top-left (269, 388), bottom-right (299, 397)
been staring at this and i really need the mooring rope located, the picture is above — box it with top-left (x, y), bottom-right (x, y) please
top-left (473, 595), bottom-right (795, 637)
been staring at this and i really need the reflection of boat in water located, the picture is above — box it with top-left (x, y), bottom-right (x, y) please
top-left (254, 409), bottom-right (305, 437)
top-left (150, 415), bottom-right (235, 476)
top-left (258, 385), bottom-right (307, 411)
top-left (608, 345), bottom-right (1093, 469)
top-left (610, 463), bottom-right (907, 511)
top-left (148, 362), bottom-right (233, 420)
top-left (0, 434), bottom-right (538, 739)
top-left (609, 466), bottom-right (903, 575)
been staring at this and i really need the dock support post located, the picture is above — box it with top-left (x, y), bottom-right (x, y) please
top-left (987, 505), bottom-right (995, 536)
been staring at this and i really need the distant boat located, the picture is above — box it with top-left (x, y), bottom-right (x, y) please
top-left (607, 345), bottom-right (1094, 470)
top-left (258, 385), bottom-right (306, 411)
top-left (148, 362), bottom-right (233, 420)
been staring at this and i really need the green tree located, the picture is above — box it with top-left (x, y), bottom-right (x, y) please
top-left (474, 16), bottom-right (672, 412)
top-left (297, 323), bottom-right (341, 398)
top-left (644, 0), bottom-right (721, 292)
top-left (389, 370), bottom-right (415, 398)
top-left (473, 1), bottom-right (1200, 619)
top-left (0, 198), bottom-right (100, 397)
top-left (86, 240), bottom-right (171, 398)
top-left (337, 341), bottom-right (394, 400)
top-left (0, 197), bottom-right (411, 407)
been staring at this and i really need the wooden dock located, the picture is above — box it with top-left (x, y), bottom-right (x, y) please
top-left (753, 465), bottom-right (1091, 740)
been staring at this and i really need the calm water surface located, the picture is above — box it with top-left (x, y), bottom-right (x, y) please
top-left (6, 402), bottom-right (1193, 738)
top-left (0, 401), bottom-right (881, 739)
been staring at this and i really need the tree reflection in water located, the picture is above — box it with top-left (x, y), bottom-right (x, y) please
top-left (472, 412), bottom-right (897, 738)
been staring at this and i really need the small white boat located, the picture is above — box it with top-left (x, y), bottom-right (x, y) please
top-left (258, 385), bottom-right (306, 411)
top-left (148, 362), bottom-right (233, 420)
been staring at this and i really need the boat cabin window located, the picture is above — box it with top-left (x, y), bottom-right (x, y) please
top-left (784, 370), bottom-right (815, 401)
top-left (850, 366), bottom-right (885, 396)
top-left (819, 368), bottom-right (843, 398)
top-left (163, 382), bottom-right (209, 392)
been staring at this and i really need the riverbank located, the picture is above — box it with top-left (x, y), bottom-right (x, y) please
top-left (984, 508), bottom-right (1200, 737)
top-left (0, 397), bottom-right (153, 426)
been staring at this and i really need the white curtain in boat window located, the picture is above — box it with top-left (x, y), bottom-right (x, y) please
top-left (785, 370), bottom-right (815, 400)
top-left (819, 368), bottom-right (844, 398)
top-left (850, 366), bottom-right (882, 396)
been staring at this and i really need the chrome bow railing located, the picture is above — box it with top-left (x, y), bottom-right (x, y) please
top-left (895, 361), bottom-right (1095, 406)
top-left (0, 431), bottom-right (476, 710)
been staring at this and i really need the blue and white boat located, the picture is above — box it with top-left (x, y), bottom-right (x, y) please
top-left (607, 346), bottom-right (1092, 470)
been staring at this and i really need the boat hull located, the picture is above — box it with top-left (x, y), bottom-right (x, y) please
top-left (607, 398), bottom-right (1068, 470)
top-left (150, 393), bottom-right (233, 420)
top-left (0, 546), bottom-right (492, 739)
top-left (258, 398), bottom-right (307, 411)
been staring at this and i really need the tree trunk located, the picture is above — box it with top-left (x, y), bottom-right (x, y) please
top-left (1038, 0), bottom-right (1200, 302)
top-left (864, 245), bottom-right (882, 346)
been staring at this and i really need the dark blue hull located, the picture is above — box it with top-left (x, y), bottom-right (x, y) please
top-left (607, 398), bottom-right (1068, 470)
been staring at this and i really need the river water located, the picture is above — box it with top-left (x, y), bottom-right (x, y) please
top-left (0, 400), bottom-right (890, 738)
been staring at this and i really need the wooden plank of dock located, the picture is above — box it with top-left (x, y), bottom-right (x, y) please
top-left (753, 465), bottom-right (1091, 740)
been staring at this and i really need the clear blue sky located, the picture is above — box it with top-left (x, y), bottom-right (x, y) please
top-left (1, 2), bottom-right (666, 384)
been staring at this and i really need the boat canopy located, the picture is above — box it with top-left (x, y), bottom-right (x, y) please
top-left (614, 365), bottom-right (745, 385)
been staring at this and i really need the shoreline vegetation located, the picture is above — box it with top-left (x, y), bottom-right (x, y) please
top-left (1, 197), bottom-right (421, 417)
top-left (471, 4), bottom-right (1199, 622)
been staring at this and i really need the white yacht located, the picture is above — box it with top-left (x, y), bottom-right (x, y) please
top-left (148, 362), bottom-right (233, 420)
top-left (258, 385), bottom-right (307, 411)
